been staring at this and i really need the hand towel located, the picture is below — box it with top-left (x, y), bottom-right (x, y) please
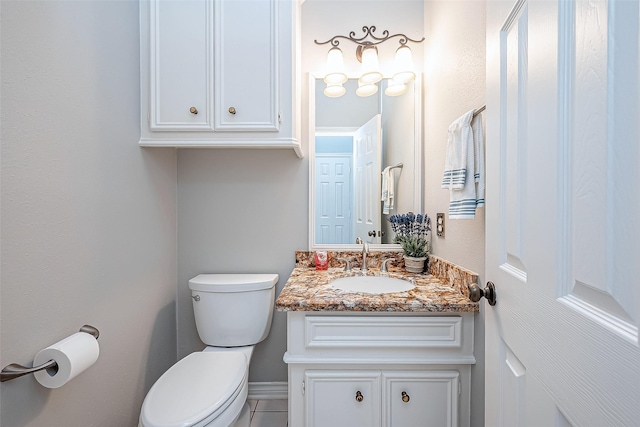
top-left (441, 110), bottom-right (474, 190)
top-left (442, 110), bottom-right (484, 219)
top-left (381, 166), bottom-right (395, 214)
top-left (472, 112), bottom-right (485, 207)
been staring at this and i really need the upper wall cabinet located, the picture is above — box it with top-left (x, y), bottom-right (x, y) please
top-left (139, 0), bottom-right (302, 158)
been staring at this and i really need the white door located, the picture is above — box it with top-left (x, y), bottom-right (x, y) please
top-left (214, 0), bottom-right (278, 131)
top-left (354, 115), bottom-right (382, 244)
top-left (315, 154), bottom-right (353, 244)
top-left (485, 0), bottom-right (640, 425)
top-left (305, 370), bottom-right (381, 427)
top-left (383, 371), bottom-right (459, 427)
top-left (149, 0), bottom-right (213, 131)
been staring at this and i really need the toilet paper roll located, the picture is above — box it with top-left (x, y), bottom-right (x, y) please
top-left (33, 331), bottom-right (99, 388)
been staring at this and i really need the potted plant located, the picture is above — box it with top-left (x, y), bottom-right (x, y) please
top-left (388, 212), bottom-right (432, 273)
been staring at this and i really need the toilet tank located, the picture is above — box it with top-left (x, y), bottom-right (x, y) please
top-left (188, 274), bottom-right (278, 347)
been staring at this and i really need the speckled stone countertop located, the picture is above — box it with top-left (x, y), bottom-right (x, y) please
top-left (275, 252), bottom-right (479, 313)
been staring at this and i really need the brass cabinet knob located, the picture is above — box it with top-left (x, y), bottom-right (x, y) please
top-left (401, 391), bottom-right (410, 403)
top-left (228, 107), bottom-right (236, 115)
top-left (355, 391), bottom-right (363, 402)
top-left (189, 107), bottom-right (198, 115)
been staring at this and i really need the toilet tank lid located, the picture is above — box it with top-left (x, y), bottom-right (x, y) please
top-left (188, 274), bottom-right (278, 293)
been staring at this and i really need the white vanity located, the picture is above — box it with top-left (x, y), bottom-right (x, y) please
top-left (276, 254), bottom-right (479, 427)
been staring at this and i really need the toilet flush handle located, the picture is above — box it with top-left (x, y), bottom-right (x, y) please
top-left (192, 295), bottom-right (200, 302)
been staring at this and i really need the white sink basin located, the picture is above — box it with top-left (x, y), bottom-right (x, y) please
top-left (330, 276), bottom-right (415, 294)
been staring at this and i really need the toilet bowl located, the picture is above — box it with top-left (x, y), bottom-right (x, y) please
top-left (139, 274), bottom-right (278, 427)
top-left (139, 347), bottom-right (252, 427)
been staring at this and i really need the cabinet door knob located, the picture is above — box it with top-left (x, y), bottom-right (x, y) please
top-left (355, 391), bottom-right (363, 402)
top-left (401, 391), bottom-right (410, 403)
top-left (189, 107), bottom-right (198, 115)
top-left (228, 107), bottom-right (236, 115)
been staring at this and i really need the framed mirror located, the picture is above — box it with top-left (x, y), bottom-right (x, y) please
top-left (309, 74), bottom-right (423, 250)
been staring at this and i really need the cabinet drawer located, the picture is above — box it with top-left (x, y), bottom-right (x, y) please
top-left (305, 316), bottom-right (462, 349)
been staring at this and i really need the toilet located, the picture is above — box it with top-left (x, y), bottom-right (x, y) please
top-left (139, 273), bottom-right (278, 427)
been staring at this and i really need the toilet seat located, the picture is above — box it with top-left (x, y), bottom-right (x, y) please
top-left (140, 351), bottom-right (247, 427)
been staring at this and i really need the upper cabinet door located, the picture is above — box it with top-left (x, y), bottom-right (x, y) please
top-left (149, 0), bottom-right (214, 131)
top-left (140, 0), bottom-right (301, 157)
top-left (214, 0), bottom-right (278, 131)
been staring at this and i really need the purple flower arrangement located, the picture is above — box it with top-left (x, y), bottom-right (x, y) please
top-left (388, 212), bottom-right (432, 258)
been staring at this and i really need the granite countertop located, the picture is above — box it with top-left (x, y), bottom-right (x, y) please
top-left (275, 253), bottom-right (480, 313)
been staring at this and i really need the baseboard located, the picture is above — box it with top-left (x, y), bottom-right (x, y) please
top-left (248, 381), bottom-right (288, 400)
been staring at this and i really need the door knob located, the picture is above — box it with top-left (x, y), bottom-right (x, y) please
top-left (189, 107), bottom-right (198, 115)
top-left (228, 107), bottom-right (236, 115)
top-left (401, 391), bottom-right (410, 403)
top-left (368, 230), bottom-right (376, 237)
top-left (355, 391), bottom-right (363, 402)
top-left (468, 282), bottom-right (497, 306)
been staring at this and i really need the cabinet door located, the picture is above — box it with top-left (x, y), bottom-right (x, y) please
top-left (214, 0), bottom-right (278, 131)
top-left (149, 0), bottom-right (214, 131)
top-left (305, 370), bottom-right (381, 427)
top-left (383, 371), bottom-right (459, 427)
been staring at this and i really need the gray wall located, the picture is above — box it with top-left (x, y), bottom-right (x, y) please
top-left (1, 1), bottom-right (488, 425)
top-left (177, 149), bottom-right (308, 382)
top-left (0, 1), bottom-right (178, 426)
top-left (423, 2), bottom-right (487, 426)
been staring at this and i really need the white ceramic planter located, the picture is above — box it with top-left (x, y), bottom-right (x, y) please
top-left (403, 255), bottom-right (427, 273)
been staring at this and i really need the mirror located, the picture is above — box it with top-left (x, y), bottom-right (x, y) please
top-left (309, 75), bottom-right (423, 250)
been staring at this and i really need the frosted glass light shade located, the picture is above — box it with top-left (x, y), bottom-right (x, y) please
top-left (358, 46), bottom-right (383, 85)
top-left (324, 47), bottom-right (347, 85)
top-left (392, 45), bottom-right (416, 83)
top-left (356, 81), bottom-right (378, 97)
top-left (384, 78), bottom-right (408, 96)
top-left (324, 83), bottom-right (346, 98)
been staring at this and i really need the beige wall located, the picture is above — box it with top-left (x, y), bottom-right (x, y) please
top-left (0, 1), bottom-right (178, 425)
top-left (423, 1), bottom-right (487, 425)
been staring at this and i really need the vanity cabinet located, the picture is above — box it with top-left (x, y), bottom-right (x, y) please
top-left (139, 0), bottom-right (301, 157)
top-left (285, 312), bottom-right (475, 427)
top-left (305, 369), bottom-right (460, 427)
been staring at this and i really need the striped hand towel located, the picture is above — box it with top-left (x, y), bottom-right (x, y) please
top-left (442, 110), bottom-right (484, 219)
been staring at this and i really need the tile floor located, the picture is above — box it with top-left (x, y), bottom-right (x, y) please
top-left (248, 399), bottom-right (288, 427)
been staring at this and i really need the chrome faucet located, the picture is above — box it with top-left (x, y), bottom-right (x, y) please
top-left (355, 237), bottom-right (369, 272)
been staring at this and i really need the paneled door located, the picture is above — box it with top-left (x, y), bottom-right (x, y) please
top-left (354, 115), bottom-right (382, 244)
top-left (485, 0), bottom-right (639, 425)
top-left (315, 154), bottom-right (353, 244)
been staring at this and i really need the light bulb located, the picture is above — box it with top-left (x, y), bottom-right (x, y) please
top-left (358, 46), bottom-right (383, 85)
top-left (384, 78), bottom-right (408, 96)
top-left (324, 47), bottom-right (347, 85)
top-left (324, 83), bottom-right (346, 98)
top-left (392, 45), bottom-right (416, 83)
top-left (356, 81), bottom-right (378, 97)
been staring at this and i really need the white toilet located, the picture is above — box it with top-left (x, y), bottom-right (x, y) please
top-left (139, 273), bottom-right (278, 427)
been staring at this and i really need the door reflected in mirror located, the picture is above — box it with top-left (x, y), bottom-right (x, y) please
top-left (310, 77), bottom-right (422, 248)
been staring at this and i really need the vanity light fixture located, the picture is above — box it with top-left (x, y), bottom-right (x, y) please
top-left (324, 83), bottom-right (347, 98)
top-left (315, 25), bottom-right (424, 97)
top-left (358, 45), bottom-right (383, 85)
top-left (324, 46), bottom-right (348, 86)
top-left (356, 80), bottom-right (379, 97)
top-left (384, 77), bottom-right (408, 97)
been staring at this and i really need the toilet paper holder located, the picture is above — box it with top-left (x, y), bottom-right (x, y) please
top-left (0, 325), bottom-right (99, 382)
